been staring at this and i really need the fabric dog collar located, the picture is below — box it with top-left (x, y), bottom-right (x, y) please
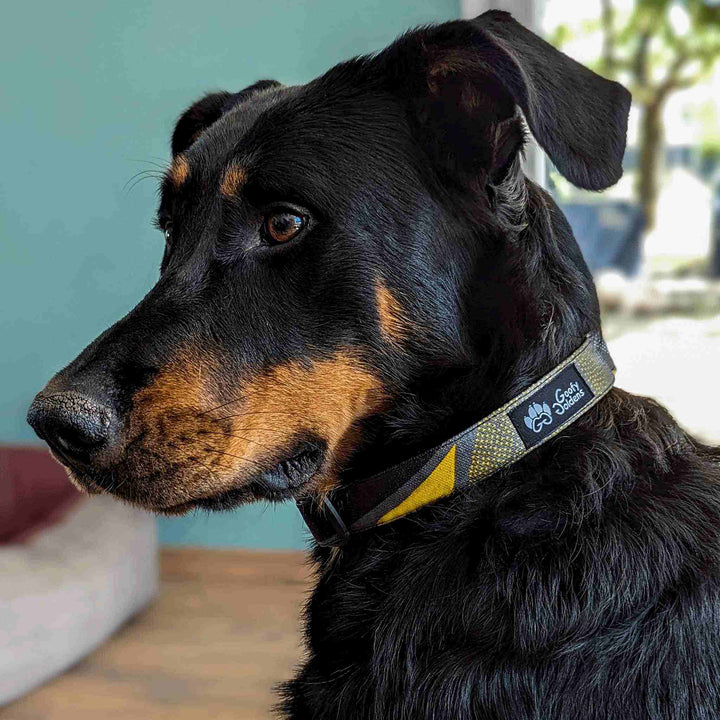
top-left (298, 333), bottom-right (615, 547)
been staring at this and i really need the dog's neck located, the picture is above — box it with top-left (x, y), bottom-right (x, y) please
top-left (344, 180), bottom-right (601, 483)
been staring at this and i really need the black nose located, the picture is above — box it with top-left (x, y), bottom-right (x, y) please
top-left (27, 392), bottom-right (118, 466)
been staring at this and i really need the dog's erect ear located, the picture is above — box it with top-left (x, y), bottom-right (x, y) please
top-left (171, 92), bottom-right (232, 156)
top-left (171, 80), bottom-right (282, 156)
top-left (382, 10), bottom-right (631, 191)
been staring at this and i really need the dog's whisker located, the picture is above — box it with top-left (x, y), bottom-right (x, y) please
top-left (205, 409), bottom-right (307, 420)
top-left (198, 428), bottom-right (293, 447)
top-left (196, 398), bottom-right (248, 416)
top-left (123, 170), bottom-right (165, 195)
top-left (195, 440), bottom-right (272, 470)
top-left (128, 158), bottom-right (170, 170)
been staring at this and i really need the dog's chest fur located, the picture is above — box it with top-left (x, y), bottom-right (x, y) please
top-left (282, 391), bottom-right (720, 720)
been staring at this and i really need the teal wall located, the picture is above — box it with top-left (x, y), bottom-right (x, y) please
top-left (0, 0), bottom-right (459, 548)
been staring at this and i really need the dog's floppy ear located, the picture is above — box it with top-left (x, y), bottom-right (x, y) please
top-left (171, 80), bottom-right (282, 156)
top-left (383, 10), bottom-right (631, 190)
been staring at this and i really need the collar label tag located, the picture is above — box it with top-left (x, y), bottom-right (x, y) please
top-left (508, 363), bottom-right (593, 449)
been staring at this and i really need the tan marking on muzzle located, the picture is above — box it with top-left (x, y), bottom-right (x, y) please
top-left (169, 155), bottom-right (190, 187)
top-left (220, 165), bottom-right (247, 197)
top-left (124, 350), bottom-right (385, 507)
top-left (224, 353), bottom-right (385, 493)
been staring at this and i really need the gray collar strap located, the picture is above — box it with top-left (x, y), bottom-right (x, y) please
top-left (298, 333), bottom-right (616, 546)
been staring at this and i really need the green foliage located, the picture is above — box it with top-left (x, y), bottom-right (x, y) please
top-left (550, 1), bottom-right (720, 229)
top-left (553, 0), bottom-right (720, 104)
top-left (690, 100), bottom-right (720, 161)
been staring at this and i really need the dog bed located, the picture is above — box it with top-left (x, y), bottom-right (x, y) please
top-left (0, 446), bottom-right (158, 705)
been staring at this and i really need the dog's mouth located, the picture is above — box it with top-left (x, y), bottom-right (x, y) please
top-left (160, 442), bottom-right (325, 514)
top-left (55, 439), bottom-right (326, 514)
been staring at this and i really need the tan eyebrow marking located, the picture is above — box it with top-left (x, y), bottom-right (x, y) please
top-left (220, 165), bottom-right (247, 197)
top-left (169, 155), bottom-right (190, 187)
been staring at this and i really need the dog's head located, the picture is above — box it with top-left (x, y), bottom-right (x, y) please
top-left (28, 11), bottom-right (630, 513)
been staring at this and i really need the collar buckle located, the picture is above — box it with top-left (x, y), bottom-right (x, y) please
top-left (298, 495), bottom-right (350, 547)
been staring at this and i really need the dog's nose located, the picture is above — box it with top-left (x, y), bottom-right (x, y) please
top-left (27, 391), bottom-right (118, 466)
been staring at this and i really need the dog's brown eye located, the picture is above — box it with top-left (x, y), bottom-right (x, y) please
top-left (163, 221), bottom-right (174, 245)
top-left (264, 211), bottom-right (305, 244)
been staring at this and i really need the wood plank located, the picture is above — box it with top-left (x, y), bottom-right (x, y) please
top-left (3, 548), bottom-right (311, 720)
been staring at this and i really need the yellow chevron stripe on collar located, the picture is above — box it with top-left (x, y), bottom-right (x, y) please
top-left (379, 444), bottom-right (457, 524)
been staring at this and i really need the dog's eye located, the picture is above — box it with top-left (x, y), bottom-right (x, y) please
top-left (163, 221), bottom-right (174, 245)
top-left (264, 211), bottom-right (305, 244)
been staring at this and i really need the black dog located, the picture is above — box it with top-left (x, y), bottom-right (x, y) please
top-left (28, 11), bottom-right (720, 719)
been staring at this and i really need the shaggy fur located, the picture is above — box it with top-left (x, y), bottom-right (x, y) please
top-left (284, 392), bottom-right (720, 719)
top-left (28, 11), bottom-right (720, 719)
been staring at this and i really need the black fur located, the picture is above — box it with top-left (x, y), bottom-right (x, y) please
top-left (28, 11), bottom-right (720, 719)
top-left (283, 393), bottom-right (720, 720)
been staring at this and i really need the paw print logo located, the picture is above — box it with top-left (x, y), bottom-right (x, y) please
top-left (524, 402), bottom-right (553, 433)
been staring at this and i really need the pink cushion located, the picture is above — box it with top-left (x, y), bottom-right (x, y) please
top-left (0, 446), bottom-right (82, 544)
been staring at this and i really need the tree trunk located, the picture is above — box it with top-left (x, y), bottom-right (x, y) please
top-left (636, 99), bottom-right (665, 232)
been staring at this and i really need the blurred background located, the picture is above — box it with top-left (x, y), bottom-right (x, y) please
top-left (1, 0), bottom-right (718, 717)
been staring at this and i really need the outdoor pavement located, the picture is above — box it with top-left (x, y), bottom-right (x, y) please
top-left (604, 312), bottom-right (720, 444)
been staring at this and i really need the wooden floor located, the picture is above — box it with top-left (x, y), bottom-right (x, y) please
top-left (4, 548), bottom-right (312, 720)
